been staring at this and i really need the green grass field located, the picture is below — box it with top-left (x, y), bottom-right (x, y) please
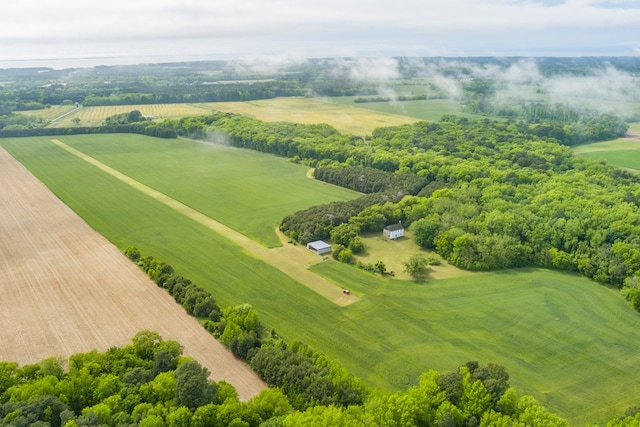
top-left (3, 135), bottom-right (640, 425)
top-left (354, 231), bottom-right (478, 280)
top-left (326, 97), bottom-right (473, 122)
top-left (573, 133), bottom-right (640, 171)
top-left (39, 134), bottom-right (359, 247)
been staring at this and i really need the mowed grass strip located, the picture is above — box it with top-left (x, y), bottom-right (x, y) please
top-left (20, 105), bottom-right (78, 122)
top-left (50, 134), bottom-right (359, 248)
top-left (4, 136), bottom-right (640, 425)
top-left (51, 138), bottom-right (355, 306)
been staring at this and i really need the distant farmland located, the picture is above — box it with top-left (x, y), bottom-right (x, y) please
top-left (2, 134), bottom-right (640, 425)
top-left (22, 103), bottom-right (213, 128)
top-left (23, 98), bottom-right (420, 135)
top-left (205, 97), bottom-right (419, 135)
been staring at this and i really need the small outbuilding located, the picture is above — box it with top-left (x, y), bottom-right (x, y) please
top-left (306, 240), bottom-right (332, 255)
top-left (383, 223), bottom-right (405, 240)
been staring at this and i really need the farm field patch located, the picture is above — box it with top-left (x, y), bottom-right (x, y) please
top-left (20, 104), bottom-right (77, 122)
top-left (3, 135), bottom-right (640, 425)
top-left (326, 97), bottom-right (472, 122)
top-left (33, 103), bottom-right (213, 127)
top-left (0, 146), bottom-right (266, 400)
top-left (50, 134), bottom-right (359, 247)
top-left (22, 99), bottom-right (420, 135)
top-left (51, 138), bottom-right (356, 306)
top-left (310, 262), bottom-right (640, 426)
top-left (573, 130), bottom-right (640, 170)
top-left (202, 97), bottom-right (419, 135)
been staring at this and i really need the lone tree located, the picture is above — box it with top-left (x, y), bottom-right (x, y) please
top-left (403, 253), bottom-right (430, 278)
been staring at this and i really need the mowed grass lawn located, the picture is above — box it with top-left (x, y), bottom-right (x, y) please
top-left (3, 136), bottom-right (640, 425)
top-left (45, 134), bottom-right (359, 247)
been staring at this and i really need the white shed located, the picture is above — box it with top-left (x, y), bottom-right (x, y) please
top-left (306, 240), bottom-right (332, 255)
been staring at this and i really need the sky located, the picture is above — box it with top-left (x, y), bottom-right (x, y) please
top-left (1, 0), bottom-right (639, 68)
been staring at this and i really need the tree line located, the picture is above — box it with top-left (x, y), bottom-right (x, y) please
top-left (0, 123), bottom-right (177, 139)
top-left (464, 97), bottom-right (629, 145)
top-left (314, 166), bottom-right (426, 195)
top-left (0, 331), bottom-right (294, 427)
top-left (8, 332), bottom-right (616, 426)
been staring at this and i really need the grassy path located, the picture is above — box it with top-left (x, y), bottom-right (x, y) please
top-left (51, 139), bottom-right (357, 306)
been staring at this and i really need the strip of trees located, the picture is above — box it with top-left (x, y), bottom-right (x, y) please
top-left (0, 123), bottom-right (177, 139)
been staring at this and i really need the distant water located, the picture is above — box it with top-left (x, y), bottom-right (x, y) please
top-left (0, 54), bottom-right (230, 70)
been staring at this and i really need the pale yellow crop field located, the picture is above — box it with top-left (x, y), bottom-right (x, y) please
top-left (21, 105), bottom-right (77, 121)
top-left (205, 97), bottom-right (419, 135)
top-left (43, 103), bottom-right (213, 127)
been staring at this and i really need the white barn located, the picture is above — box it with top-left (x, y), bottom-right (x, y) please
top-left (383, 223), bottom-right (404, 240)
top-left (306, 240), bottom-right (332, 255)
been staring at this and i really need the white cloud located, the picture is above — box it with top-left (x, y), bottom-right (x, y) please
top-left (1, 0), bottom-right (639, 63)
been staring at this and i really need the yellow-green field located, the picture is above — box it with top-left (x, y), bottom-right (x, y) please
top-left (21, 105), bottom-right (78, 122)
top-left (572, 126), bottom-right (640, 171)
top-left (23, 98), bottom-right (420, 135)
top-left (205, 97), bottom-right (419, 135)
top-left (29, 103), bottom-right (213, 128)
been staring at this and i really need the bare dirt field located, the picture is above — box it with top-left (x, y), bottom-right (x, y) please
top-left (0, 147), bottom-right (266, 400)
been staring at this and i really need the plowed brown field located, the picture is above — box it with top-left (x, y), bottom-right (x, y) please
top-left (0, 147), bottom-right (266, 400)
